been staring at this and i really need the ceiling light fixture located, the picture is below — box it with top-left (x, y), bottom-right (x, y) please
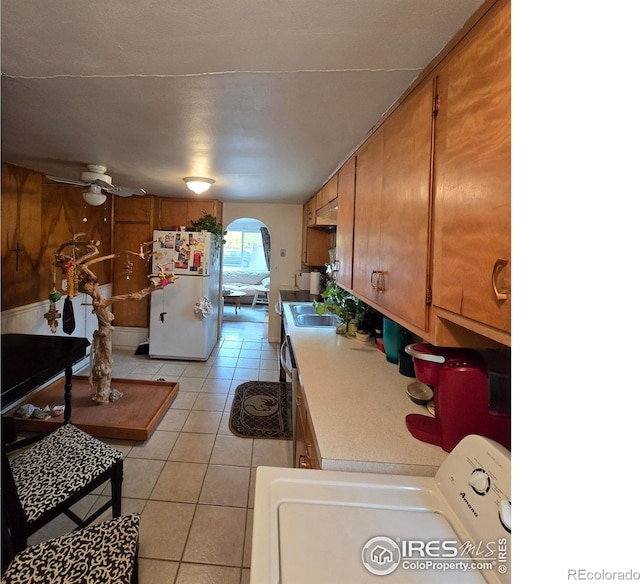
top-left (183, 177), bottom-right (215, 195)
top-left (82, 183), bottom-right (108, 206)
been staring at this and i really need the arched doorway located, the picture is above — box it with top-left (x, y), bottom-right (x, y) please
top-left (221, 218), bottom-right (271, 323)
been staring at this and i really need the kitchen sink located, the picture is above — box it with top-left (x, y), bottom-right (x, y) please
top-left (294, 313), bottom-right (340, 327)
top-left (289, 304), bottom-right (317, 315)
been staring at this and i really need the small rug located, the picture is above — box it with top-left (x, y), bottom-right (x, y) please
top-left (229, 381), bottom-right (292, 439)
top-left (223, 305), bottom-right (268, 323)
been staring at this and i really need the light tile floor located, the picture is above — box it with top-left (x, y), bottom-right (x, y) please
top-left (25, 318), bottom-right (290, 584)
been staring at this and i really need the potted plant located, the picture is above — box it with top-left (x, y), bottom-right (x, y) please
top-left (191, 212), bottom-right (227, 250)
top-left (313, 282), bottom-right (369, 334)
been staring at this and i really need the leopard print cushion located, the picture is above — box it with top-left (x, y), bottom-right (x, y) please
top-left (1, 513), bottom-right (140, 584)
top-left (9, 424), bottom-right (124, 523)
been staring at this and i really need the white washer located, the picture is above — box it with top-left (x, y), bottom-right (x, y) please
top-left (251, 435), bottom-right (511, 583)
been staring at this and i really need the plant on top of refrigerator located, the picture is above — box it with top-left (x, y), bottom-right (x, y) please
top-left (191, 212), bottom-right (227, 249)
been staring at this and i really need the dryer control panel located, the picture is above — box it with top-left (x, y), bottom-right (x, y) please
top-left (436, 434), bottom-right (511, 582)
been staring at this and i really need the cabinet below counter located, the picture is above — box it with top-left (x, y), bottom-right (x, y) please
top-left (282, 300), bottom-right (447, 476)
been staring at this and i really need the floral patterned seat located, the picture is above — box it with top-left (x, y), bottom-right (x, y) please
top-left (1, 513), bottom-right (140, 584)
top-left (2, 424), bottom-right (124, 564)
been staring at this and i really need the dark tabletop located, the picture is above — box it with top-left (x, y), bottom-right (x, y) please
top-left (279, 290), bottom-right (322, 303)
top-left (1, 334), bottom-right (90, 410)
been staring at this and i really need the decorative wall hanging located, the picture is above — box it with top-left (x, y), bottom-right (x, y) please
top-left (194, 296), bottom-right (214, 319)
top-left (44, 264), bottom-right (63, 333)
top-left (62, 295), bottom-right (76, 335)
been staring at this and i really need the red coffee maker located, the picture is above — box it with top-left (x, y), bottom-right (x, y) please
top-left (404, 343), bottom-right (510, 452)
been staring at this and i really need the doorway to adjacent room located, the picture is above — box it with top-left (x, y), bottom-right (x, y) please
top-left (222, 218), bottom-right (271, 324)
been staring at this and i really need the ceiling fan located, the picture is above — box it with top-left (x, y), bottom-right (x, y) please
top-left (46, 164), bottom-right (146, 206)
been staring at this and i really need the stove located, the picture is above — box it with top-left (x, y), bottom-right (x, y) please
top-left (251, 434), bottom-right (511, 583)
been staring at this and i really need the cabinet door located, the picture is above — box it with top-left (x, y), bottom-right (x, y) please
top-left (379, 79), bottom-right (433, 328)
top-left (352, 79), bottom-right (433, 326)
top-left (301, 208), bottom-right (309, 263)
top-left (159, 200), bottom-right (187, 228)
top-left (335, 155), bottom-right (356, 289)
top-left (306, 195), bottom-right (317, 226)
top-left (304, 228), bottom-right (331, 267)
top-left (432, 0), bottom-right (511, 342)
top-left (294, 386), bottom-right (320, 469)
top-left (353, 131), bottom-right (384, 304)
top-left (112, 196), bottom-right (155, 327)
top-left (187, 201), bottom-right (222, 225)
top-left (318, 174), bottom-right (338, 208)
top-left (159, 199), bottom-right (222, 229)
top-left (111, 222), bottom-right (153, 327)
top-left (294, 391), bottom-right (308, 468)
top-left (114, 195), bottom-right (152, 223)
top-left (315, 175), bottom-right (338, 227)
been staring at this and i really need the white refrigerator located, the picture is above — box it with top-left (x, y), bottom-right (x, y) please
top-left (149, 229), bottom-right (221, 360)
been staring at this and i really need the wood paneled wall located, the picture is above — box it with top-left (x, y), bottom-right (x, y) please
top-left (1, 163), bottom-right (113, 311)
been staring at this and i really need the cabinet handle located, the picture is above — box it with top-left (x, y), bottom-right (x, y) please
top-left (370, 270), bottom-right (385, 291)
top-left (334, 260), bottom-right (340, 273)
top-left (299, 455), bottom-right (311, 469)
top-left (491, 259), bottom-right (509, 301)
top-left (279, 340), bottom-right (292, 377)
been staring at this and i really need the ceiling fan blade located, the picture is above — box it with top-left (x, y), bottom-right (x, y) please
top-left (105, 185), bottom-right (147, 197)
top-left (45, 174), bottom-right (89, 186)
top-left (93, 178), bottom-right (114, 189)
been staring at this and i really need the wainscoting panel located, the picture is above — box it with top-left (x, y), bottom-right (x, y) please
top-left (1, 284), bottom-right (111, 338)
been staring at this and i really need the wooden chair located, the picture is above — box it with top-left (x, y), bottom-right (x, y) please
top-left (1, 513), bottom-right (140, 584)
top-left (1, 423), bottom-right (124, 571)
top-left (251, 285), bottom-right (270, 308)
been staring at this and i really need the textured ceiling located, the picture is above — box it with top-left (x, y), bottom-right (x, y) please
top-left (1, 0), bottom-right (484, 203)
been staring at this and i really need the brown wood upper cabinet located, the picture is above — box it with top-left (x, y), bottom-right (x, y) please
top-left (302, 196), bottom-right (331, 266)
top-left (305, 196), bottom-right (317, 226)
top-left (315, 175), bottom-right (338, 226)
top-left (306, 174), bottom-right (338, 228)
top-left (317, 174), bottom-right (338, 209)
top-left (159, 199), bottom-right (222, 229)
top-left (334, 155), bottom-right (356, 289)
top-left (302, 177), bottom-right (335, 265)
top-left (302, 228), bottom-right (331, 267)
top-left (353, 79), bottom-right (434, 330)
top-left (113, 195), bottom-right (152, 223)
top-left (431, 0), bottom-right (511, 345)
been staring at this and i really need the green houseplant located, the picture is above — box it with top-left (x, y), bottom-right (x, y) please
top-left (191, 212), bottom-right (227, 250)
top-left (313, 281), bottom-right (368, 333)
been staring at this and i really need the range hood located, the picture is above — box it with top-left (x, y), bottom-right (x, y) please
top-left (315, 200), bottom-right (338, 226)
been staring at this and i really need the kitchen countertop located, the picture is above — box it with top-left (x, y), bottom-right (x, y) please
top-left (279, 289), bottom-right (322, 303)
top-left (282, 297), bottom-right (448, 476)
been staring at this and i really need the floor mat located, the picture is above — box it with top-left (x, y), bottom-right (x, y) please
top-left (229, 381), bottom-right (292, 439)
top-left (222, 305), bottom-right (268, 323)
